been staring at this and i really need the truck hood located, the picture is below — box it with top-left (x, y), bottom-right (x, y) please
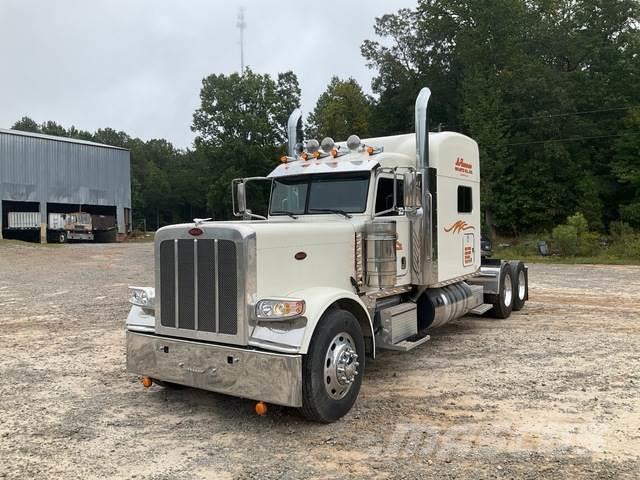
top-left (157, 219), bottom-right (358, 300)
top-left (248, 221), bottom-right (357, 298)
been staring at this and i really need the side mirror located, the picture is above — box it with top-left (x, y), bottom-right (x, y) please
top-left (236, 181), bottom-right (247, 214)
top-left (403, 171), bottom-right (421, 209)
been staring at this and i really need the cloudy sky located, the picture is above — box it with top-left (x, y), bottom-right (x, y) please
top-left (0, 0), bottom-right (416, 148)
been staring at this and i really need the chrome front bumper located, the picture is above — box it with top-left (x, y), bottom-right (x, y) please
top-left (126, 331), bottom-right (303, 407)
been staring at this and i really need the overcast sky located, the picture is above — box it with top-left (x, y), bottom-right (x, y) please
top-left (0, 0), bottom-right (416, 149)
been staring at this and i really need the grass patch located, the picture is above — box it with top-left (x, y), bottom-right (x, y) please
top-left (125, 232), bottom-right (156, 243)
top-left (494, 233), bottom-right (640, 265)
top-left (0, 238), bottom-right (62, 248)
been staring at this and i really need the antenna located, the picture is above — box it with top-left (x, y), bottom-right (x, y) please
top-left (237, 7), bottom-right (246, 74)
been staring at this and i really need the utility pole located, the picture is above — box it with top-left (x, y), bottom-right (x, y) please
top-left (237, 7), bottom-right (246, 74)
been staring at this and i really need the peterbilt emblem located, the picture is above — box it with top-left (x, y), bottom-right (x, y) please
top-left (444, 220), bottom-right (475, 234)
top-left (294, 251), bottom-right (307, 260)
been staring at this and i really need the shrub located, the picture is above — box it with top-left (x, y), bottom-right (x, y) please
top-left (577, 231), bottom-right (601, 256)
top-left (552, 224), bottom-right (578, 256)
top-left (609, 221), bottom-right (634, 242)
top-left (566, 212), bottom-right (589, 236)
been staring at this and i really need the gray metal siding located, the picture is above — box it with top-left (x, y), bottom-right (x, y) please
top-left (0, 130), bottom-right (131, 233)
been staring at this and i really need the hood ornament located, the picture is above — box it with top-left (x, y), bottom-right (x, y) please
top-left (193, 218), bottom-right (212, 226)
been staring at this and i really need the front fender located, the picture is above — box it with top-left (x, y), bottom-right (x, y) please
top-left (248, 287), bottom-right (374, 356)
top-left (292, 287), bottom-right (373, 355)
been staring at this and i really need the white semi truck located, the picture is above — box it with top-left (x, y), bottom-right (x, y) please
top-left (126, 88), bottom-right (528, 422)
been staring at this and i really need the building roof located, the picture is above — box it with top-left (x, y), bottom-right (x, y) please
top-left (0, 128), bottom-right (129, 151)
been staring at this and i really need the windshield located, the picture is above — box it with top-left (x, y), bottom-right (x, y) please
top-left (270, 173), bottom-right (370, 216)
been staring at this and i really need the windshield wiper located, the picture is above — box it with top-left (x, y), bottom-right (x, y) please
top-left (271, 210), bottom-right (299, 219)
top-left (309, 208), bottom-right (353, 219)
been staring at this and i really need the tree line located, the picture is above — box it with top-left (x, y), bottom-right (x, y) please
top-left (11, 0), bottom-right (639, 236)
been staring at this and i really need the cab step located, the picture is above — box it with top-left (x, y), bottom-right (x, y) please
top-left (379, 334), bottom-right (431, 352)
top-left (469, 303), bottom-right (493, 315)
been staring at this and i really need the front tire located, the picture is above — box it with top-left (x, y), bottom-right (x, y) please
top-left (300, 309), bottom-right (365, 423)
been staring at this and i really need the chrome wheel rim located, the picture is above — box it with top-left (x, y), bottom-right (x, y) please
top-left (324, 332), bottom-right (359, 400)
top-left (503, 272), bottom-right (513, 307)
top-left (518, 270), bottom-right (526, 300)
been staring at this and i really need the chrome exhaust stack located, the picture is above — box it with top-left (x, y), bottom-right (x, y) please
top-left (287, 108), bottom-right (302, 158)
top-left (411, 87), bottom-right (436, 286)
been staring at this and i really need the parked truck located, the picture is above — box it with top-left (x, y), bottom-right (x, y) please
top-left (126, 88), bottom-right (529, 422)
top-left (3, 210), bottom-right (116, 243)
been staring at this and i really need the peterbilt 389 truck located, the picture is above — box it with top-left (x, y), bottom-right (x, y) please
top-left (126, 88), bottom-right (528, 422)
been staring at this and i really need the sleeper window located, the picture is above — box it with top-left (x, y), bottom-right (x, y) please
top-left (458, 186), bottom-right (472, 213)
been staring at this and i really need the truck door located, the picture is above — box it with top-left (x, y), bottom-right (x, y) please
top-left (374, 175), bottom-right (410, 285)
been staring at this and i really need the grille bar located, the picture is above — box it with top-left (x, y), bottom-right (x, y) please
top-left (159, 240), bottom-right (176, 328)
top-left (159, 238), bottom-right (238, 336)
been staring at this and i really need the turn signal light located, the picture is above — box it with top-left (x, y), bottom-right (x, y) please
top-left (142, 376), bottom-right (152, 388)
top-left (255, 401), bottom-right (267, 416)
top-left (256, 299), bottom-right (305, 320)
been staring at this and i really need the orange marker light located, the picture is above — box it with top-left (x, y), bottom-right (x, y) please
top-left (280, 156), bottom-right (288, 164)
top-left (255, 401), bottom-right (268, 416)
top-left (142, 376), bottom-right (152, 388)
top-left (331, 148), bottom-right (338, 158)
top-left (302, 153), bottom-right (309, 161)
top-left (313, 151), bottom-right (321, 158)
top-left (366, 146), bottom-right (374, 155)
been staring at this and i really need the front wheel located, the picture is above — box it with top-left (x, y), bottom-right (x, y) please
top-left (300, 309), bottom-right (365, 423)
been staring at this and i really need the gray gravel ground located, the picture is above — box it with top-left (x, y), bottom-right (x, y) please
top-left (0, 241), bottom-right (638, 479)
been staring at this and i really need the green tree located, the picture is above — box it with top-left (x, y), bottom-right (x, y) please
top-left (362, 0), bottom-right (640, 234)
top-left (12, 117), bottom-right (40, 133)
top-left (307, 77), bottom-right (372, 140)
top-left (612, 110), bottom-right (640, 226)
top-left (40, 121), bottom-right (68, 137)
top-left (192, 68), bottom-right (301, 219)
top-left (192, 68), bottom-right (300, 148)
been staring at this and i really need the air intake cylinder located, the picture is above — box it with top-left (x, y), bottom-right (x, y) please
top-left (365, 221), bottom-right (397, 288)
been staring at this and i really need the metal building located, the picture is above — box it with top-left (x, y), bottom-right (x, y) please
top-left (0, 129), bottom-right (131, 242)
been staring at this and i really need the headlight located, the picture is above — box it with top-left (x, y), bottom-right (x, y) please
top-left (255, 299), bottom-right (305, 320)
top-left (128, 286), bottom-right (155, 308)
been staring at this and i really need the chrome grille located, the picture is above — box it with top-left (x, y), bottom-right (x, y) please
top-left (159, 238), bottom-right (238, 335)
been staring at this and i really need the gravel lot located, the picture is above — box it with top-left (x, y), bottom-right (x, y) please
top-left (0, 241), bottom-right (638, 479)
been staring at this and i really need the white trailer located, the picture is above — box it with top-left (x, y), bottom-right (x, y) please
top-left (126, 87), bottom-right (529, 422)
top-left (7, 212), bottom-right (40, 230)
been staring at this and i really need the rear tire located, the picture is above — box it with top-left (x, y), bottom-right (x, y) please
top-left (487, 263), bottom-right (514, 319)
top-left (300, 309), bottom-right (365, 423)
top-left (510, 261), bottom-right (527, 311)
top-left (58, 232), bottom-right (67, 244)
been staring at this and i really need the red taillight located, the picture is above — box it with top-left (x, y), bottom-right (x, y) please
top-left (189, 227), bottom-right (203, 236)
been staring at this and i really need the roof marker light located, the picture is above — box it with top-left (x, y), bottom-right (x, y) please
top-left (321, 137), bottom-right (335, 153)
top-left (306, 139), bottom-right (320, 155)
top-left (347, 135), bottom-right (361, 152)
